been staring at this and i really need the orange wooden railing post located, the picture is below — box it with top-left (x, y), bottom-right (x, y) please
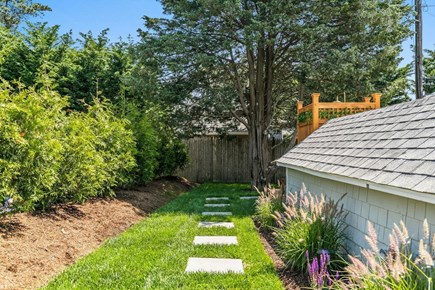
top-left (371, 93), bottom-right (381, 109)
top-left (296, 100), bottom-right (303, 143)
top-left (363, 96), bottom-right (371, 103)
top-left (312, 93), bottom-right (320, 131)
top-left (297, 100), bottom-right (304, 112)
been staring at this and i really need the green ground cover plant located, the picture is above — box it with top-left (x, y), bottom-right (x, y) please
top-left (44, 184), bottom-right (284, 290)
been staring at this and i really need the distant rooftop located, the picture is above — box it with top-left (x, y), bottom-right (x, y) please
top-left (277, 94), bottom-right (435, 194)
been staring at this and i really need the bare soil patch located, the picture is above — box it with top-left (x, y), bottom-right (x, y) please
top-left (0, 176), bottom-right (193, 290)
top-left (256, 224), bottom-right (309, 290)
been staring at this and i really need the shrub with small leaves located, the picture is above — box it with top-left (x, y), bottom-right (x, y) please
top-left (0, 81), bottom-right (136, 210)
top-left (0, 83), bottom-right (66, 210)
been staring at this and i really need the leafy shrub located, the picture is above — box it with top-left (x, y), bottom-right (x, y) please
top-left (125, 106), bottom-right (159, 183)
top-left (126, 105), bottom-right (188, 184)
top-left (255, 184), bottom-right (284, 229)
top-left (0, 82), bottom-right (136, 210)
top-left (272, 184), bottom-right (347, 272)
top-left (56, 111), bottom-right (107, 204)
top-left (336, 220), bottom-right (435, 289)
top-left (0, 84), bottom-right (66, 210)
top-left (86, 100), bottom-right (136, 189)
top-left (56, 101), bottom-right (136, 204)
top-left (155, 134), bottom-right (188, 177)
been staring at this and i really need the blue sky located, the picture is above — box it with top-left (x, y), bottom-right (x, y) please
top-left (33, 0), bottom-right (435, 66)
top-left (34, 0), bottom-right (165, 41)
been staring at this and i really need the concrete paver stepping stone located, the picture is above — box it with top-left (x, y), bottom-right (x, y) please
top-left (193, 236), bottom-right (238, 245)
top-left (198, 222), bottom-right (235, 228)
top-left (240, 196), bottom-right (258, 200)
top-left (206, 197), bottom-right (229, 201)
top-left (185, 258), bottom-right (244, 274)
top-left (204, 204), bottom-right (230, 207)
top-left (202, 212), bottom-right (232, 216)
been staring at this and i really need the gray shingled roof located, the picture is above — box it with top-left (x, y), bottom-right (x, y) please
top-left (277, 94), bottom-right (435, 194)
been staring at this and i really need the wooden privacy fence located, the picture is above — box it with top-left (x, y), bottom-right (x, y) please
top-left (176, 136), bottom-right (291, 183)
top-left (297, 93), bottom-right (381, 143)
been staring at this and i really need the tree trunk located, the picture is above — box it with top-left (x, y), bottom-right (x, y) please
top-left (248, 119), bottom-right (268, 190)
top-left (246, 43), bottom-right (273, 190)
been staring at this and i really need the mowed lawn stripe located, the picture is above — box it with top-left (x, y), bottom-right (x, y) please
top-left (43, 183), bottom-right (284, 290)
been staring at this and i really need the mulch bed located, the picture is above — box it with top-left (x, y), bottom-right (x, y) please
top-left (256, 223), bottom-right (309, 290)
top-left (0, 176), bottom-right (194, 290)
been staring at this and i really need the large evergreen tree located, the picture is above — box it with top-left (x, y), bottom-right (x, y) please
top-left (140, 0), bottom-right (412, 188)
top-left (424, 48), bottom-right (435, 94)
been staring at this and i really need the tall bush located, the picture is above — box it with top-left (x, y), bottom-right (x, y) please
top-left (125, 105), bottom-right (188, 184)
top-left (56, 101), bottom-right (136, 204)
top-left (0, 82), bottom-right (136, 210)
top-left (125, 106), bottom-right (159, 183)
top-left (0, 83), bottom-right (65, 210)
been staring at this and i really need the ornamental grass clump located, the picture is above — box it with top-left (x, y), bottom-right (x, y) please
top-left (254, 183), bottom-right (284, 229)
top-left (272, 184), bottom-right (347, 272)
top-left (338, 219), bottom-right (435, 289)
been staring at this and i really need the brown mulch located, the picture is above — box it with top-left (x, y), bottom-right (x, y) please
top-left (0, 176), bottom-right (194, 290)
top-left (257, 224), bottom-right (309, 290)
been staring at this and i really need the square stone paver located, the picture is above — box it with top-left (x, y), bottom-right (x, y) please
top-left (204, 204), bottom-right (230, 207)
top-left (193, 236), bottom-right (238, 245)
top-left (202, 212), bottom-right (232, 216)
top-left (185, 258), bottom-right (244, 274)
top-left (206, 197), bottom-right (229, 201)
top-left (240, 196), bottom-right (258, 200)
top-left (198, 222), bottom-right (235, 228)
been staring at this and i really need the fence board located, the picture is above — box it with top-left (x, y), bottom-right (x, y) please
top-left (176, 136), bottom-right (291, 183)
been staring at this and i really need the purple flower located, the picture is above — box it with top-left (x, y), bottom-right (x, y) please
top-left (307, 250), bottom-right (336, 289)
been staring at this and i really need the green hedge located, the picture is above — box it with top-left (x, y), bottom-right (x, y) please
top-left (0, 84), bottom-right (136, 210)
top-left (126, 105), bottom-right (188, 184)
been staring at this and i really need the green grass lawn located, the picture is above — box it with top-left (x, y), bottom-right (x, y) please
top-left (43, 183), bottom-right (284, 290)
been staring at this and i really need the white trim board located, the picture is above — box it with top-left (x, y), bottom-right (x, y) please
top-left (277, 162), bottom-right (435, 205)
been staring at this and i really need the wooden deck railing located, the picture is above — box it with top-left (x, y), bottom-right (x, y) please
top-left (297, 93), bottom-right (381, 143)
